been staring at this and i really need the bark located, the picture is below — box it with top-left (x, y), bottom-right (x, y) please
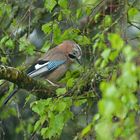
top-left (0, 65), bottom-right (55, 98)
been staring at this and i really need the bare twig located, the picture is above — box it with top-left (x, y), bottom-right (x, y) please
top-left (128, 21), bottom-right (140, 30)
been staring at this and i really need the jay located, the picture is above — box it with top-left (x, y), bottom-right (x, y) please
top-left (3, 40), bottom-right (82, 104)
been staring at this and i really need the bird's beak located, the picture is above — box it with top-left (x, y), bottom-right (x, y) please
top-left (76, 57), bottom-right (81, 65)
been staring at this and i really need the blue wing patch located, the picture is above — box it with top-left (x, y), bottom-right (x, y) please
top-left (47, 60), bottom-right (66, 71)
top-left (28, 60), bottom-right (66, 77)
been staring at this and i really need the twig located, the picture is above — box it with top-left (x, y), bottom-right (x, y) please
top-left (128, 21), bottom-right (140, 30)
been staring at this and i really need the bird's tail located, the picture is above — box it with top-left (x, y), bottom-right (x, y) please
top-left (3, 87), bottom-right (19, 105)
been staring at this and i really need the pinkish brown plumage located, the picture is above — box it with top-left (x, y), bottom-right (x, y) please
top-left (28, 40), bottom-right (82, 81)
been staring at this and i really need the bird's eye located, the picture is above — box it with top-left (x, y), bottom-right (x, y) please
top-left (68, 54), bottom-right (76, 59)
top-left (73, 51), bottom-right (76, 55)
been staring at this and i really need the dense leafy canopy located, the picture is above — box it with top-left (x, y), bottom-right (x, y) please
top-left (0, 0), bottom-right (140, 140)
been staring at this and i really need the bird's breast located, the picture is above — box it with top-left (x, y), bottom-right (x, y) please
top-left (45, 63), bottom-right (68, 82)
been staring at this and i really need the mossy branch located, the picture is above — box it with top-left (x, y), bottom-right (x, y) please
top-left (0, 65), bottom-right (101, 101)
top-left (0, 65), bottom-right (56, 98)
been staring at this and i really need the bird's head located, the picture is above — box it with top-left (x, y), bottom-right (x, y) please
top-left (58, 40), bottom-right (82, 64)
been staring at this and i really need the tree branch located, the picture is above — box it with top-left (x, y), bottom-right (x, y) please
top-left (0, 64), bottom-right (102, 102)
top-left (0, 65), bottom-right (56, 98)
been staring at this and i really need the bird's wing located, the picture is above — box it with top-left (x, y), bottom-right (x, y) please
top-left (27, 60), bottom-right (66, 78)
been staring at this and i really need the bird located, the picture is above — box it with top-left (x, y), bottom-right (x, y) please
top-left (3, 40), bottom-right (82, 105)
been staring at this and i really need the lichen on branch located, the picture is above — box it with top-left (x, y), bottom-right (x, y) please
top-left (0, 65), bottom-right (56, 98)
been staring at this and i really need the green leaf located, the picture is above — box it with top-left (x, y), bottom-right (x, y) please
top-left (100, 59), bottom-right (108, 68)
top-left (93, 114), bottom-right (100, 121)
top-left (109, 50), bottom-right (119, 61)
top-left (100, 82), bottom-right (119, 98)
top-left (74, 98), bottom-right (87, 107)
top-left (53, 23), bottom-right (62, 43)
top-left (5, 39), bottom-right (14, 48)
top-left (98, 99), bottom-right (116, 117)
top-left (56, 88), bottom-right (66, 95)
top-left (34, 119), bottom-right (42, 132)
top-left (0, 36), bottom-right (9, 45)
top-left (61, 9), bottom-right (71, 16)
top-left (0, 9), bottom-right (2, 17)
top-left (31, 99), bottom-right (52, 115)
top-left (95, 120), bottom-right (113, 140)
top-left (128, 8), bottom-right (139, 20)
top-left (94, 13), bottom-right (101, 23)
top-left (82, 0), bottom-right (95, 5)
top-left (45, 0), bottom-right (57, 12)
top-left (42, 22), bottom-right (53, 34)
top-left (67, 78), bottom-right (74, 88)
top-left (58, 0), bottom-right (68, 8)
top-left (81, 124), bottom-right (92, 137)
top-left (58, 12), bottom-right (62, 21)
top-left (76, 8), bottom-right (82, 19)
top-left (55, 101), bottom-right (67, 112)
top-left (117, 63), bottom-right (137, 90)
top-left (24, 94), bottom-right (32, 106)
top-left (101, 48), bottom-right (111, 60)
top-left (76, 35), bottom-right (91, 45)
top-left (61, 28), bottom-right (79, 41)
top-left (103, 15), bottom-right (112, 27)
top-left (1, 57), bottom-right (7, 64)
top-left (25, 44), bottom-right (35, 55)
top-left (34, 115), bottom-right (47, 132)
top-left (108, 33), bottom-right (124, 50)
top-left (42, 114), bottom-right (64, 139)
top-left (123, 45), bottom-right (137, 62)
top-left (41, 40), bottom-right (51, 52)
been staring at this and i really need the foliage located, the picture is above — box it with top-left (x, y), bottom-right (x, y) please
top-left (31, 98), bottom-right (73, 139)
top-left (93, 36), bottom-right (139, 140)
top-left (0, 0), bottom-right (140, 140)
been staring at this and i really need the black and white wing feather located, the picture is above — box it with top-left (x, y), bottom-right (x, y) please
top-left (27, 60), bottom-right (66, 77)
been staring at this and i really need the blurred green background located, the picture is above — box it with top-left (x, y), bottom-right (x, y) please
top-left (0, 0), bottom-right (140, 140)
